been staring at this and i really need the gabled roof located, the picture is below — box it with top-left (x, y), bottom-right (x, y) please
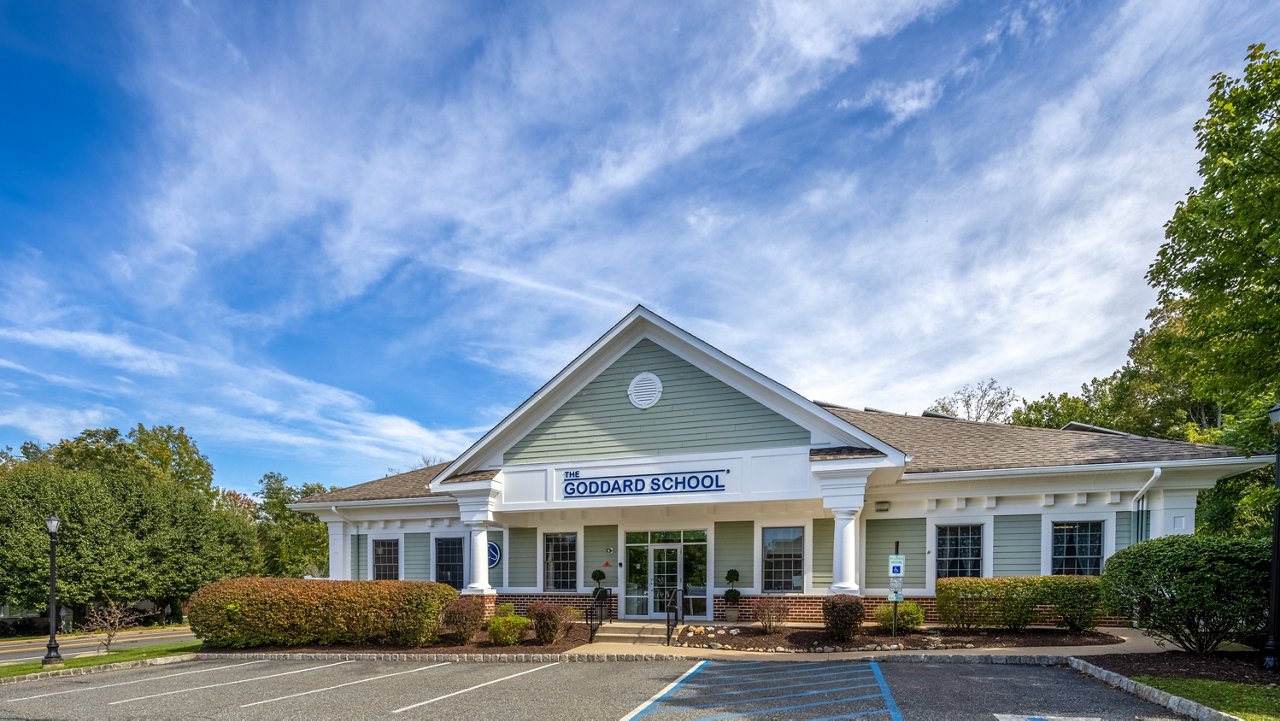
top-left (818, 403), bottom-right (1245, 474)
top-left (430, 305), bottom-right (906, 489)
top-left (296, 463), bottom-right (498, 504)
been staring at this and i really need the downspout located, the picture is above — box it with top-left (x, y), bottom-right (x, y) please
top-left (1130, 467), bottom-right (1161, 544)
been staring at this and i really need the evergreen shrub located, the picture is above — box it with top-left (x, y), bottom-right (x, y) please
top-left (822, 594), bottom-right (866, 641)
top-left (486, 614), bottom-right (531, 645)
top-left (1101, 535), bottom-right (1268, 654)
top-left (873, 601), bottom-right (925, 632)
top-left (442, 596), bottom-right (487, 644)
top-left (188, 578), bottom-right (457, 648)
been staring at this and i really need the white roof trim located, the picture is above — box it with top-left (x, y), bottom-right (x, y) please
top-left (432, 305), bottom-right (906, 491)
top-left (899, 454), bottom-right (1273, 482)
top-left (288, 496), bottom-right (457, 511)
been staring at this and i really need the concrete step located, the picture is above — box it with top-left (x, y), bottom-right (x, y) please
top-left (590, 622), bottom-right (674, 645)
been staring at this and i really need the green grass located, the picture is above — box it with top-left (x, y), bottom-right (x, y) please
top-left (0, 640), bottom-right (203, 679)
top-left (1134, 675), bottom-right (1280, 721)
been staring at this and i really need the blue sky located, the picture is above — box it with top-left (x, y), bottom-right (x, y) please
top-left (1, 1), bottom-right (1276, 494)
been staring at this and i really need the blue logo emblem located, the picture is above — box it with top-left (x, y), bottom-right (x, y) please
top-left (487, 541), bottom-right (501, 568)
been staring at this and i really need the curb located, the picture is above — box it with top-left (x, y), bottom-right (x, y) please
top-left (1067, 657), bottom-right (1242, 721)
top-left (195, 650), bottom-right (1069, 665)
top-left (0, 653), bottom-right (198, 686)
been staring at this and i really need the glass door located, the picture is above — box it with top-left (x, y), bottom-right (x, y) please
top-left (649, 545), bottom-right (681, 619)
top-left (624, 545), bottom-right (648, 617)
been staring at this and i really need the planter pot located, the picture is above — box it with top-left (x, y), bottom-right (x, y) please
top-left (725, 606), bottom-right (739, 623)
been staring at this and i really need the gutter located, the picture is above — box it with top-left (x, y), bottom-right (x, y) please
top-left (1131, 467), bottom-right (1162, 510)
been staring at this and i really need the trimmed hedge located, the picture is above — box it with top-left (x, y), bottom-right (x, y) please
top-left (443, 595), bottom-right (487, 644)
top-left (1101, 535), bottom-right (1269, 654)
top-left (188, 578), bottom-right (457, 648)
top-left (936, 576), bottom-right (1102, 632)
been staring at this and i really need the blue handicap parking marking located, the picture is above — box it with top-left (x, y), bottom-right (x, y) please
top-left (623, 660), bottom-right (903, 721)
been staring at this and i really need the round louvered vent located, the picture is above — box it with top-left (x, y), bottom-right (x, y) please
top-left (627, 372), bottom-right (663, 409)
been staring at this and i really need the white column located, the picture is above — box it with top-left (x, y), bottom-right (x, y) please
top-left (327, 522), bottom-right (348, 580)
top-left (465, 522), bottom-right (493, 594)
top-left (830, 508), bottom-right (860, 593)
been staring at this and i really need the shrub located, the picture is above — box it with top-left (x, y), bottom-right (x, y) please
top-left (873, 601), bottom-right (925, 632)
top-left (442, 596), bottom-right (487, 644)
top-left (935, 578), bottom-right (995, 630)
top-left (188, 578), bottom-right (457, 648)
top-left (494, 602), bottom-right (516, 617)
top-left (822, 595), bottom-right (866, 641)
top-left (723, 588), bottom-right (741, 605)
top-left (1039, 576), bottom-right (1102, 632)
top-left (754, 596), bottom-right (789, 633)
top-left (1102, 535), bottom-right (1269, 654)
top-left (486, 615), bottom-right (531, 646)
top-left (527, 602), bottom-right (582, 645)
top-left (990, 578), bottom-right (1041, 632)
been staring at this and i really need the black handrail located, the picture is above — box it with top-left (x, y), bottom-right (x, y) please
top-left (664, 589), bottom-right (682, 646)
top-left (586, 588), bottom-right (612, 642)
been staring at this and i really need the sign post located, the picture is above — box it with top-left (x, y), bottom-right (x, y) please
top-left (888, 543), bottom-right (906, 636)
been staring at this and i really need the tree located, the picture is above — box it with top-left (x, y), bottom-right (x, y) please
top-left (1146, 43), bottom-right (1280, 445)
top-left (255, 472), bottom-right (333, 577)
top-left (127, 424), bottom-right (215, 499)
top-left (927, 378), bottom-right (1019, 423)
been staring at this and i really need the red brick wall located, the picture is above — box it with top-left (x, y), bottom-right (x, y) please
top-left (496, 593), bottom-right (617, 620)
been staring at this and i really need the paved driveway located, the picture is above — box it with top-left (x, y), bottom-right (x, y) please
top-left (0, 657), bottom-right (1183, 720)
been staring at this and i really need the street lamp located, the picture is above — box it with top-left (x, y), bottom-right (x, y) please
top-left (41, 515), bottom-right (62, 668)
top-left (1263, 403), bottom-right (1280, 671)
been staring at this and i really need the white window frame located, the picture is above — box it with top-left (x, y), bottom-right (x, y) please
top-left (924, 516), bottom-right (993, 595)
top-left (430, 532), bottom-right (468, 590)
top-left (1040, 513), bottom-right (1115, 577)
top-left (754, 519), bottom-right (814, 595)
top-left (537, 526), bottom-right (584, 593)
top-left (367, 533), bottom-right (404, 581)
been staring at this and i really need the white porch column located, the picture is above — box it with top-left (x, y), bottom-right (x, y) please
top-left (465, 522), bottom-right (494, 594)
top-left (327, 522), bottom-right (348, 580)
top-left (830, 508), bottom-right (860, 593)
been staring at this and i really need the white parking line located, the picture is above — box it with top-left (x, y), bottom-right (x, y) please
top-left (619, 660), bottom-right (707, 721)
top-left (391, 662), bottom-right (560, 713)
top-left (6, 661), bottom-right (267, 702)
top-left (108, 660), bottom-right (353, 705)
top-left (241, 662), bottom-right (451, 707)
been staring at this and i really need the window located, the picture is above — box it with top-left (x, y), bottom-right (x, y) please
top-left (372, 539), bottom-right (400, 580)
top-left (1052, 521), bottom-right (1104, 575)
top-left (544, 532), bottom-right (577, 591)
top-left (936, 525), bottom-right (982, 578)
top-left (762, 527), bottom-right (804, 592)
top-left (435, 537), bottom-right (464, 589)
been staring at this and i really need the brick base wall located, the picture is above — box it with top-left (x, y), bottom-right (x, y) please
top-left (491, 593), bottom-right (1128, 627)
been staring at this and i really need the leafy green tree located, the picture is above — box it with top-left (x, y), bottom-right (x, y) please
top-left (1146, 43), bottom-right (1280, 446)
top-left (127, 424), bottom-right (215, 499)
top-left (255, 472), bottom-right (333, 577)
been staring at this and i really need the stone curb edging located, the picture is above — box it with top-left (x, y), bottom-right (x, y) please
top-left (0, 653), bottom-right (198, 686)
top-left (1067, 657), bottom-right (1243, 721)
top-left (195, 650), bottom-right (1070, 665)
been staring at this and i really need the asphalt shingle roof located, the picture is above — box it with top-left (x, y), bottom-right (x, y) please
top-left (298, 463), bottom-right (498, 504)
top-left (818, 403), bottom-right (1241, 474)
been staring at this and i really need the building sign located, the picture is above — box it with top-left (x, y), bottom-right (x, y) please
top-left (487, 541), bottom-right (502, 568)
top-left (561, 468), bottom-right (729, 499)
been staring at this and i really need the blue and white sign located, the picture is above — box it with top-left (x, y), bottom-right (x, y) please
top-left (888, 554), bottom-right (905, 578)
top-left (487, 541), bottom-right (501, 568)
top-left (561, 468), bottom-right (729, 499)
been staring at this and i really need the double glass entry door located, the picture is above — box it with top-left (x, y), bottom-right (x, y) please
top-left (623, 531), bottom-right (708, 619)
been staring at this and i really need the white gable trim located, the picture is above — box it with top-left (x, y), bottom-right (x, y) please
top-left (432, 306), bottom-right (905, 492)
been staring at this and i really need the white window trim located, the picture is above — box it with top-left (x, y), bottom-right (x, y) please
top-left (367, 533), bottom-right (404, 581)
top-left (430, 531), bottom-right (469, 590)
top-left (755, 519), bottom-right (813, 596)
top-left (537, 526), bottom-right (585, 593)
top-left (925, 516), bottom-right (994, 595)
top-left (1040, 513), bottom-right (1115, 576)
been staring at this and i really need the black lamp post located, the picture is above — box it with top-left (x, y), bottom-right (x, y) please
top-left (1263, 403), bottom-right (1280, 671)
top-left (41, 515), bottom-right (62, 668)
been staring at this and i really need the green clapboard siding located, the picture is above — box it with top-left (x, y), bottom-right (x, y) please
top-left (1114, 512), bottom-right (1132, 552)
top-left (811, 519), bottom-right (834, 589)
top-left (714, 521), bottom-right (755, 587)
top-left (350, 534), bottom-right (367, 579)
top-left (504, 339), bottom-right (811, 464)
top-left (508, 527), bottom-right (537, 587)
top-left (404, 533), bottom-right (430, 581)
top-left (488, 531), bottom-right (504, 587)
top-left (864, 519), bottom-right (925, 588)
top-left (994, 515), bottom-right (1042, 576)
top-left (584, 525), bottom-right (618, 588)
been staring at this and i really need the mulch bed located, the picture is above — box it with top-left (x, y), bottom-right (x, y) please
top-left (202, 625), bottom-right (590, 656)
top-left (677, 625), bottom-right (1122, 653)
top-left (1085, 651), bottom-right (1275, 685)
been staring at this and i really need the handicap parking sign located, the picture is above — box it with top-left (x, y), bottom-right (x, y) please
top-left (888, 554), bottom-right (905, 578)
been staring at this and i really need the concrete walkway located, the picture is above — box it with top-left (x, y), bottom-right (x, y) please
top-left (565, 626), bottom-right (1164, 662)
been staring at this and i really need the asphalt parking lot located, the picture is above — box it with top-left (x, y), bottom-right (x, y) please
top-left (0, 657), bottom-right (1182, 720)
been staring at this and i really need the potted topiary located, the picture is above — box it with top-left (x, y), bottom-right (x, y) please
top-left (723, 569), bottom-right (741, 623)
top-left (591, 569), bottom-right (608, 600)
